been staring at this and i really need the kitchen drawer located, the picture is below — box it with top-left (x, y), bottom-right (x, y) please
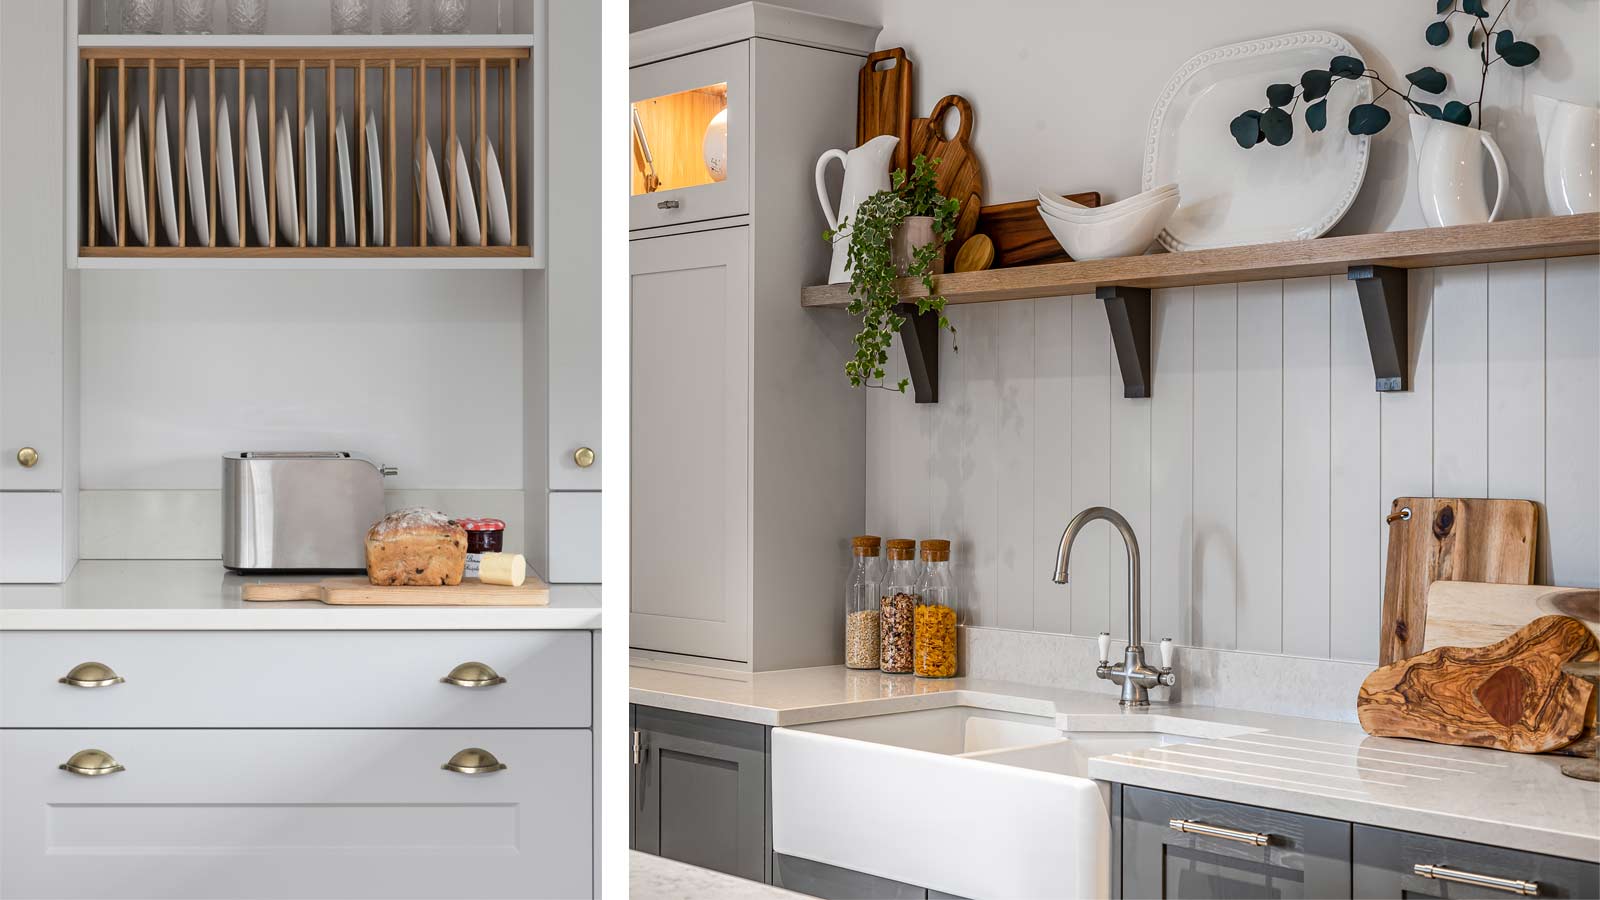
top-left (1353, 824), bottom-right (1599, 899)
top-left (1121, 785), bottom-right (1352, 899)
top-left (0, 630), bottom-right (590, 728)
top-left (0, 728), bottom-right (591, 899)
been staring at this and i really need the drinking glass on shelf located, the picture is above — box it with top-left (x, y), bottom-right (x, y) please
top-left (122, 0), bottom-right (165, 34)
top-left (431, 0), bottom-right (469, 34)
top-left (379, 0), bottom-right (419, 33)
top-left (225, 0), bottom-right (267, 33)
top-left (173, 0), bottom-right (213, 34)
top-left (331, 0), bottom-right (371, 34)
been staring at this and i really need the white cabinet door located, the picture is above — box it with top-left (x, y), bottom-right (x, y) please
top-left (0, 0), bottom-right (67, 491)
top-left (629, 42), bottom-right (750, 230)
top-left (549, 490), bottom-right (601, 583)
top-left (0, 728), bottom-right (592, 899)
top-left (0, 492), bottom-right (65, 583)
top-left (630, 227), bottom-right (750, 662)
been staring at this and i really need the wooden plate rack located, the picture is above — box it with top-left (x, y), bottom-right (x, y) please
top-left (80, 46), bottom-right (530, 258)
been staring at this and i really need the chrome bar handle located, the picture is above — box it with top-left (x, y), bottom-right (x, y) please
top-left (1168, 819), bottom-right (1270, 847)
top-left (1413, 864), bottom-right (1539, 895)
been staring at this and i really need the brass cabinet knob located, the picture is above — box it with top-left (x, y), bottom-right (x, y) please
top-left (60, 748), bottom-right (125, 776)
top-left (59, 661), bottom-right (125, 688)
top-left (442, 747), bottom-right (506, 774)
top-left (573, 447), bottom-right (596, 468)
top-left (17, 447), bottom-right (38, 468)
top-left (440, 661), bottom-right (506, 688)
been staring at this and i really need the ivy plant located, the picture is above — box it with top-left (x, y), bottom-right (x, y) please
top-left (1229, 0), bottom-right (1538, 148)
top-left (824, 154), bottom-right (960, 392)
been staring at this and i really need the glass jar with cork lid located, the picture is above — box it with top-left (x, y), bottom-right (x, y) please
top-left (879, 539), bottom-right (919, 674)
top-left (844, 535), bottom-right (882, 669)
top-left (914, 539), bottom-right (960, 677)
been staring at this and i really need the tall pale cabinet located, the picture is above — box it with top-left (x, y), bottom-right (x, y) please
top-left (630, 4), bottom-right (877, 670)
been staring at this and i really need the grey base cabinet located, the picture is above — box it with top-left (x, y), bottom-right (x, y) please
top-left (1353, 824), bottom-right (1599, 899)
top-left (772, 853), bottom-right (973, 900)
top-left (631, 705), bottom-right (771, 884)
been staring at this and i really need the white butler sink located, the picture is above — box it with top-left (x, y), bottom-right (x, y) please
top-left (771, 707), bottom-right (1248, 899)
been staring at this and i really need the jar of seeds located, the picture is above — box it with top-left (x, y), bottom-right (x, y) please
top-left (879, 539), bottom-right (919, 674)
top-left (914, 539), bottom-right (959, 678)
top-left (843, 535), bottom-right (882, 669)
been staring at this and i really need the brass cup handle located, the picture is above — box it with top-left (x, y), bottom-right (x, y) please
top-left (59, 661), bottom-right (125, 688)
top-left (1168, 818), bottom-right (1271, 846)
top-left (1413, 864), bottom-right (1538, 896)
top-left (573, 447), bottom-right (596, 468)
top-left (17, 447), bottom-right (38, 468)
top-left (442, 748), bottom-right (507, 774)
top-left (60, 748), bottom-right (125, 776)
top-left (440, 661), bottom-right (506, 688)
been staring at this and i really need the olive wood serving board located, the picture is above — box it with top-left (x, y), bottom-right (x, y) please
top-left (857, 48), bottom-right (912, 175)
top-left (1423, 582), bottom-right (1600, 652)
top-left (241, 576), bottom-right (549, 606)
top-left (1380, 497), bottom-right (1538, 665)
top-left (1357, 614), bottom-right (1598, 753)
top-left (908, 95), bottom-right (981, 267)
top-left (976, 192), bottom-right (1102, 268)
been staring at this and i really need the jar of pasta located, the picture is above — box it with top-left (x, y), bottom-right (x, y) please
top-left (844, 535), bottom-right (882, 669)
top-left (914, 539), bottom-right (959, 678)
top-left (879, 539), bottom-right (919, 674)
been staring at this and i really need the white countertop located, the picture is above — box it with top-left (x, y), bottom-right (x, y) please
top-left (630, 852), bottom-right (804, 900)
top-left (0, 560), bottom-right (601, 630)
top-left (631, 664), bottom-right (1600, 861)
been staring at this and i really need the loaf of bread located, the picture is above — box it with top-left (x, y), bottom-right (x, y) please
top-left (365, 508), bottom-right (467, 586)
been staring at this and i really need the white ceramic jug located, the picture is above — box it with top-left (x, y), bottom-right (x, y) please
top-left (1533, 94), bottom-right (1600, 216)
top-left (815, 135), bottom-right (898, 284)
top-left (1409, 114), bottom-right (1508, 227)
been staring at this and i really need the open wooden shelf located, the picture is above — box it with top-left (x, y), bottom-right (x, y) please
top-left (804, 214), bottom-right (1599, 403)
top-left (800, 214), bottom-right (1599, 309)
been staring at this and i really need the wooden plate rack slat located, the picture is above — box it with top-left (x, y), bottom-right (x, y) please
top-left (79, 45), bottom-right (530, 259)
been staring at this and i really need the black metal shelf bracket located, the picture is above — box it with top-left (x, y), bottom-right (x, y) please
top-left (1348, 265), bottom-right (1409, 392)
top-left (1097, 286), bottom-right (1153, 399)
top-left (896, 301), bottom-right (940, 404)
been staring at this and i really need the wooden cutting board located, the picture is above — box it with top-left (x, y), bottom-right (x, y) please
top-left (908, 95), bottom-right (982, 268)
top-left (857, 48), bottom-right (912, 175)
top-left (1379, 497), bottom-right (1538, 665)
top-left (1357, 615), bottom-right (1598, 753)
top-left (1424, 582), bottom-right (1600, 651)
top-left (241, 576), bottom-right (550, 606)
top-left (976, 192), bottom-right (1102, 268)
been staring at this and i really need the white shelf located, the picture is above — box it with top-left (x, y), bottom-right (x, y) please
top-left (77, 33), bottom-right (536, 49)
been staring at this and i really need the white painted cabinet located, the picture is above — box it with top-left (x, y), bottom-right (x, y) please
top-left (628, 7), bottom-right (876, 669)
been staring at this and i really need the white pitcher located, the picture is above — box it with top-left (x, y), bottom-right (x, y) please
top-left (1533, 94), bottom-right (1600, 216)
top-left (815, 135), bottom-right (898, 284)
top-left (1409, 114), bottom-right (1508, 227)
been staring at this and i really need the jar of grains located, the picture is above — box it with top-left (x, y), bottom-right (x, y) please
top-left (843, 535), bottom-right (882, 669)
top-left (879, 539), bottom-right (919, 674)
top-left (914, 539), bottom-right (959, 677)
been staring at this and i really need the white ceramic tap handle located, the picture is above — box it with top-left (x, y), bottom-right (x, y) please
top-left (1098, 632), bottom-right (1111, 663)
top-left (1159, 637), bottom-right (1173, 670)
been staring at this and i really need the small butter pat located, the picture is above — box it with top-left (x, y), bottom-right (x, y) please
top-left (478, 552), bottom-right (526, 587)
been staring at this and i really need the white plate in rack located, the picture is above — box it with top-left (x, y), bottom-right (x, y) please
top-left (274, 107), bottom-right (298, 245)
top-left (486, 141), bottom-right (510, 245)
top-left (96, 95), bottom-right (116, 243)
top-left (364, 110), bottom-right (385, 244)
top-left (1143, 30), bottom-right (1372, 251)
top-left (154, 96), bottom-right (180, 246)
top-left (125, 105), bottom-right (150, 247)
top-left (335, 111), bottom-right (355, 245)
top-left (417, 141), bottom-right (450, 245)
top-left (453, 139), bottom-right (482, 246)
top-left (216, 94), bottom-right (240, 246)
top-left (244, 95), bottom-right (269, 245)
top-left (184, 92), bottom-right (210, 245)
top-left (304, 114), bottom-right (318, 247)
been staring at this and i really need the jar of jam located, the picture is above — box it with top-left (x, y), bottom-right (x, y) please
top-left (457, 518), bottom-right (505, 579)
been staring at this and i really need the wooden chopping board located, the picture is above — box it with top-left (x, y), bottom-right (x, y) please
top-left (1424, 582), bottom-right (1600, 651)
top-left (857, 48), bottom-right (912, 175)
top-left (241, 576), bottom-right (549, 606)
top-left (1379, 497), bottom-right (1538, 665)
top-left (908, 95), bottom-right (981, 267)
top-left (976, 192), bottom-right (1102, 268)
top-left (1357, 615), bottom-right (1598, 753)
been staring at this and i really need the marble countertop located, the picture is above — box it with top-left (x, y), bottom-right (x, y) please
top-left (631, 664), bottom-right (1600, 861)
top-left (630, 852), bottom-right (804, 900)
top-left (0, 560), bottom-right (602, 630)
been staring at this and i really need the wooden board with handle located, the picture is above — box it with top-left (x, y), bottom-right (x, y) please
top-left (1424, 582), bottom-right (1600, 651)
top-left (241, 576), bottom-right (549, 606)
top-left (1358, 615), bottom-right (1598, 753)
top-left (857, 48), bottom-right (912, 175)
top-left (975, 192), bottom-right (1102, 268)
top-left (907, 95), bottom-right (981, 268)
top-left (1379, 497), bottom-right (1538, 665)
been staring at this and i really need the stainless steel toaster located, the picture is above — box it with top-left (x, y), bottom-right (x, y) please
top-left (222, 452), bottom-right (395, 572)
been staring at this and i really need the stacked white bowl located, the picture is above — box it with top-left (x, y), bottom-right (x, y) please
top-left (1037, 183), bottom-right (1181, 261)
